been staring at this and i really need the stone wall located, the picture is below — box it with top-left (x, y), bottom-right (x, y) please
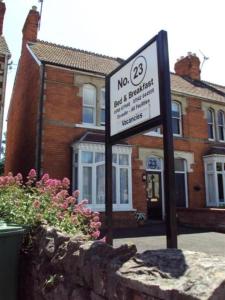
top-left (19, 226), bottom-right (225, 300)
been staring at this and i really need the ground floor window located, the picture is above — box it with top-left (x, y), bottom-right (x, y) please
top-left (72, 142), bottom-right (132, 211)
top-left (204, 155), bottom-right (225, 206)
top-left (175, 158), bottom-right (188, 208)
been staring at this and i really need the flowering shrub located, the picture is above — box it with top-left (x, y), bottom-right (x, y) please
top-left (0, 169), bottom-right (101, 239)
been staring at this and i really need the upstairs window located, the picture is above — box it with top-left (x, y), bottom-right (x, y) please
top-left (207, 108), bottom-right (215, 140)
top-left (217, 110), bottom-right (225, 141)
top-left (172, 101), bottom-right (182, 136)
top-left (100, 88), bottom-right (105, 125)
top-left (83, 84), bottom-right (96, 124)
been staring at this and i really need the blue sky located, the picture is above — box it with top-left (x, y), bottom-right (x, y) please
top-left (3, 0), bottom-right (225, 131)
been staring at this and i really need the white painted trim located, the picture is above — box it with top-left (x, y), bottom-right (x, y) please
top-left (75, 123), bottom-right (105, 131)
top-left (26, 44), bottom-right (42, 66)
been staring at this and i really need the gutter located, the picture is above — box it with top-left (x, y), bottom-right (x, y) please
top-left (36, 62), bottom-right (45, 179)
top-left (0, 53), bottom-right (10, 158)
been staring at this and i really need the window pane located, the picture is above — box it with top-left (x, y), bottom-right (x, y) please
top-left (95, 152), bottom-right (104, 163)
top-left (112, 166), bottom-right (116, 204)
top-left (217, 174), bottom-right (224, 202)
top-left (208, 124), bottom-right (214, 139)
top-left (218, 111), bottom-right (224, 125)
top-left (146, 157), bottom-right (161, 170)
top-left (101, 88), bottom-right (105, 107)
top-left (119, 154), bottom-right (129, 165)
top-left (112, 154), bottom-right (117, 163)
top-left (172, 102), bottom-right (179, 113)
top-left (207, 174), bottom-right (216, 205)
top-left (216, 162), bottom-right (222, 172)
top-left (74, 152), bottom-right (78, 163)
top-left (83, 167), bottom-right (92, 204)
top-left (100, 108), bottom-right (105, 124)
top-left (120, 168), bottom-right (128, 204)
top-left (207, 163), bottom-right (213, 171)
top-left (175, 159), bottom-right (185, 172)
top-left (83, 85), bottom-right (96, 106)
top-left (83, 107), bottom-right (94, 124)
top-left (218, 126), bottom-right (224, 141)
top-left (81, 151), bottom-right (93, 163)
top-left (207, 109), bottom-right (213, 123)
top-left (96, 165), bottom-right (105, 204)
top-left (172, 118), bottom-right (180, 135)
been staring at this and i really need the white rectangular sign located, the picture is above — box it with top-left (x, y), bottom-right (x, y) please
top-left (110, 41), bottom-right (160, 136)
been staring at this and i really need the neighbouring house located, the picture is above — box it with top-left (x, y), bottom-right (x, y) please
top-left (0, 0), bottom-right (10, 156)
top-left (5, 7), bottom-right (225, 227)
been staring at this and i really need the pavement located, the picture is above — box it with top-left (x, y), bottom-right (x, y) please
top-left (113, 222), bottom-right (225, 256)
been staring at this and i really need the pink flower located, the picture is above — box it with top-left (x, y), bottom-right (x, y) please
top-left (62, 177), bottom-right (70, 189)
top-left (41, 173), bottom-right (49, 182)
top-left (90, 221), bottom-right (101, 229)
top-left (72, 190), bottom-right (80, 199)
top-left (28, 169), bottom-right (36, 179)
top-left (91, 230), bottom-right (100, 239)
top-left (92, 216), bottom-right (100, 222)
top-left (33, 199), bottom-right (41, 209)
top-left (66, 196), bottom-right (76, 204)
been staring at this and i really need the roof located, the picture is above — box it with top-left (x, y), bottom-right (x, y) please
top-left (74, 131), bottom-right (128, 145)
top-left (28, 40), bottom-right (121, 76)
top-left (28, 40), bottom-right (225, 103)
top-left (171, 73), bottom-right (225, 103)
top-left (0, 36), bottom-right (10, 56)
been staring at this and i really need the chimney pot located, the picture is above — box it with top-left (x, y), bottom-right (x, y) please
top-left (32, 6), bottom-right (37, 11)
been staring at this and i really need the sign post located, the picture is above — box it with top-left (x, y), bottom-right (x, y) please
top-left (105, 30), bottom-right (177, 248)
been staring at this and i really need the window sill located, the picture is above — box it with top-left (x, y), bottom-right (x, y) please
top-left (75, 124), bottom-right (105, 131)
top-left (85, 205), bottom-right (136, 212)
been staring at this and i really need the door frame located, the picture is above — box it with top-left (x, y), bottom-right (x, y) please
top-left (146, 157), bottom-right (165, 220)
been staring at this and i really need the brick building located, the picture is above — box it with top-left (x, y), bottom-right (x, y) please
top-left (0, 0), bottom-right (10, 154)
top-left (5, 7), bottom-right (225, 226)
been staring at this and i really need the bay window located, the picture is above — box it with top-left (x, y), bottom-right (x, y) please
top-left (204, 155), bottom-right (225, 206)
top-left (72, 143), bottom-right (132, 211)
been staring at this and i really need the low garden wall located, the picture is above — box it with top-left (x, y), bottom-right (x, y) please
top-left (177, 208), bottom-right (225, 232)
top-left (19, 225), bottom-right (225, 300)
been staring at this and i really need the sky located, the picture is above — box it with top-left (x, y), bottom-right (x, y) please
top-left (2, 0), bottom-right (225, 132)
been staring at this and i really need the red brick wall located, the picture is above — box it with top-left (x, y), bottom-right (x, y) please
top-left (5, 47), bottom-right (40, 176)
top-left (177, 208), bottom-right (225, 231)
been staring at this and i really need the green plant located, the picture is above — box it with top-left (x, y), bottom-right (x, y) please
top-left (0, 170), bottom-right (101, 239)
top-left (134, 211), bottom-right (146, 222)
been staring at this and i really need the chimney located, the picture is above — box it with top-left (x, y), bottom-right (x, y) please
top-left (0, 1), bottom-right (6, 36)
top-left (174, 52), bottom-right (201, 80)
top-left (22, 6), bottom-right (40, 44)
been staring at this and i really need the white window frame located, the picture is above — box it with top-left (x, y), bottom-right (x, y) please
top-left (174, 158), bottom-right (188, 208)
top-left (82, 84), bottom-right (96, 125)
top-left (172, 101), bottom-right (182, 137)
top-left (100, 87), bottom-right (105, 126)
top-left (207, 108), bottom-right (215, 141)
top-left (217, 110), bottom-right (225, 142)
top-left (204, 155), bottom-right (225, 207)
top-left (72, 142), bottom-right (133, 211)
